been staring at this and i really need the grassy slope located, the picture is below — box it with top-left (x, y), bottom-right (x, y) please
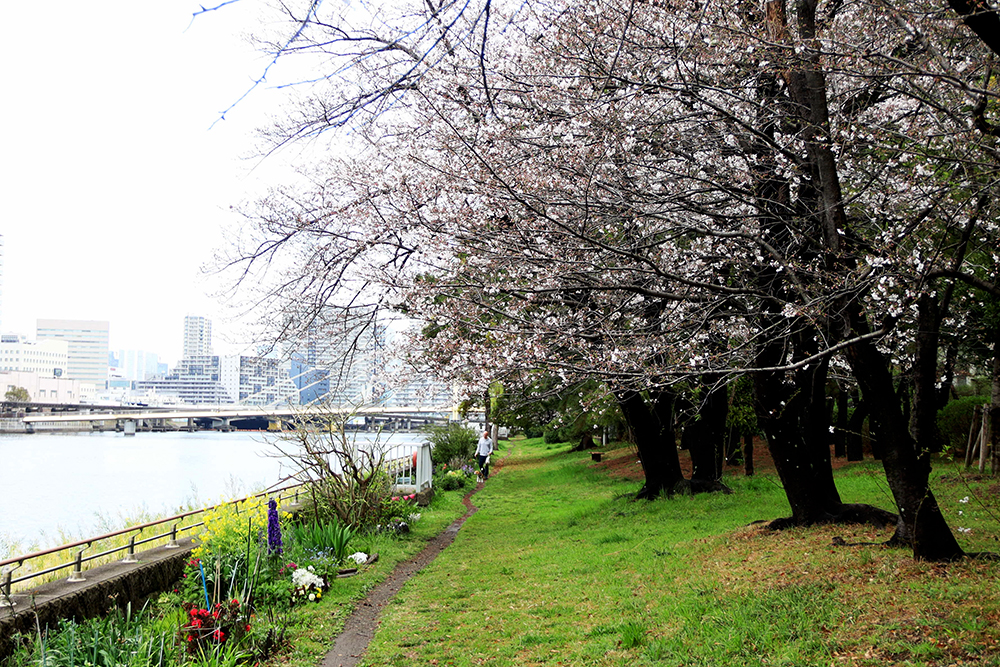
top-left (359, 438), bottom-right (1000, 667)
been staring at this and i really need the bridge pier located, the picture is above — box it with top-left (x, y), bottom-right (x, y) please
top-left (123, 420), bottom-right (137, 436)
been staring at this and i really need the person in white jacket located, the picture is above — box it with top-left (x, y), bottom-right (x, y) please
top-left (475, 431), bottom-right (494, 480)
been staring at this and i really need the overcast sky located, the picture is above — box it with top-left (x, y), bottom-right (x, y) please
top-left (1, 2), bottom-right (300, 365)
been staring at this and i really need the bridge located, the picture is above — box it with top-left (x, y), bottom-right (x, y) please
top-left (17, 404), bottom-right (457, 434)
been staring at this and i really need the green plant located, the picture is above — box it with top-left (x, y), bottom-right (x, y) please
top-left (427, 423), bottom-right (478, 465)
top-left (180, 599), bottom-right (250, 657)
top-left (271, 420), bottom-right (396, 529)
top-left (938, 394), bottom-right (990, 452)
top-left (288, 520), bottom-right (355, 564)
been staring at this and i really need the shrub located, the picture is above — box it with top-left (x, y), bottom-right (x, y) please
top-left (938, 394), bottom-right (990, 452)
top-left (543, 426), bottom-right (571, 444)
top-left (523, 425), bottom-right (544, 439)
top-left (192, 496), bottom-right (270, 603)
top-left (427, 423), bottom-right (478, 465)
top-left (272, 423), bottom-right (397, 529)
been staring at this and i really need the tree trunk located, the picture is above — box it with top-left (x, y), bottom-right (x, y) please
top-left (753, 330), bottom-right (845, 525)
top-left (688, 378), bottom-right (728, 484)
top-left (834, 383), bottom-right (848, 458)
top-left (743, 434), bottom-right (755, 476)
top-left (845, 311), bottom-right (964, 561)
top-left (616, 389), bottom-right (685, 498)
top-left (912, 294), bottom-right (947, 454)
top-left (846, 389), bottom-right (867, 461)
top-left (990, 324), bottom-right (1000, 474)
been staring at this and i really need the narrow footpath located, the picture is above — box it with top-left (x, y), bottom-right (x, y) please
top-left (320, 444), bottom-right (513, 667)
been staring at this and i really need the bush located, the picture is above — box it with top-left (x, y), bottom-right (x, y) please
top-left (427, 423), bottom-right (478, 465)
top-left (938, 394), bottom-right (990, 452)
top-left (543, 427), bottom-right (571, 444)
top-left (523, 425), bottom-right (545, 439)
top-left (192, 496), bottom-right (270, 603)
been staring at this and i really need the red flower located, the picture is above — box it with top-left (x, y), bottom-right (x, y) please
top-left (212, 629), bottom-right (225, 642)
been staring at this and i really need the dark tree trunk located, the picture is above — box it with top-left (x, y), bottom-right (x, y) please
top-left (753, 330), bottom-right (844, 525)
top-left (939, 343), bottom-right (958, 408)
top-left (688, 378), bottom-right (728, 484)
top-left (743, 434), bottom-right (755, 476)
top-left (834, 383), bottom-right (848, 458)
top-left (617, 389), bottom-right (685, 498)
top-left (912, 294), bottom-right (947, 454)
top-left (846, 392), bottom-right (867, 461)
top-left (845, 311), bottom-right (964, 561)
top-left (990, 324), bottom-right (1000, 474)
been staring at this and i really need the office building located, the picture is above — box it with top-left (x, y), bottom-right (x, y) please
top-left (0, 338), bottom-right (69, 377)
top-left (36, 319), bottom-right (109, 389)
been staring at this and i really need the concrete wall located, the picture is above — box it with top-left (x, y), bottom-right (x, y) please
top-left (0, 539), bottom-right (195, 661)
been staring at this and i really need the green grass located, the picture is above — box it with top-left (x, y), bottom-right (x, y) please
top-left (356, 438), bottom-right (1000, 667)
top-left (10, 438), bottom-right (1000, 667)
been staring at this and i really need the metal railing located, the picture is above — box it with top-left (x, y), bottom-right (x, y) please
top-left (0, 483), bottom-right (307, 603)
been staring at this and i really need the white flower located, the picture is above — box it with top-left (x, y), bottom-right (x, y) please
top-left (348, 552), bottom-right (368, 565)
top-left (959, 496), bottom-right (970, 504)
top-left (308, 593), bottom-right (316, 601)
top-left (292, 568), bottom-right (325, 589)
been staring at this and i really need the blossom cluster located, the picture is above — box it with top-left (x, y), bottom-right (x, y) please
top-left (181, 599), bottom-right (247, 654)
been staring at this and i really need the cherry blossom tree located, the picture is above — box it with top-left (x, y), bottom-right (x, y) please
top-left (218, 0), bottom-right (1000, 559)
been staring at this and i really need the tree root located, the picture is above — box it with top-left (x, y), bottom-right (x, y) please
top-left (765, 503), bottom-right (898, 531)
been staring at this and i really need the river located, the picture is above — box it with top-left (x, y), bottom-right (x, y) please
top-left (0, 429), bottom-right (426, 554)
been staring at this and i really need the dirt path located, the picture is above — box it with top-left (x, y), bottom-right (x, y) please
top-left (320, 445), bottom-right (512, 667)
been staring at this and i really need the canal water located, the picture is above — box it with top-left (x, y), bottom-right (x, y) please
top-left (0, 429), bottom-right (426, 554)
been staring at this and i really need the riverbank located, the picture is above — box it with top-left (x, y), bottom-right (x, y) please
top-left (316, 438), bottom-right (1000, 667)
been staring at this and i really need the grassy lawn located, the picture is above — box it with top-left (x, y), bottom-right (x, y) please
top-left (355, 438), bottom-right (1000, 667)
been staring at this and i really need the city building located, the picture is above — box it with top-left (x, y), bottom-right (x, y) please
top-left (1, 369), bottom-right (82, 403)
top-left (0, 337), bottom-right (69, 377)
top-left (183, 315), bottom-right (212, 358)
top-left (35, 319), bottom-right (109, 389)
top-left (134, 354), bottom-right (298, 406)
top-left (285, 321), bottom-right (387, 406)
top-left (110, 349), bottom-right (161, 382)
top-left (0, 233), bottom-right (4, 333)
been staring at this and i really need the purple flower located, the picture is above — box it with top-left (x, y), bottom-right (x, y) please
top-left (267, 498), bottom-right (282, 555)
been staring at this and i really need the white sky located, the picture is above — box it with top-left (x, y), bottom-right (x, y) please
top-left (1, 2), bottom-right (301, 366)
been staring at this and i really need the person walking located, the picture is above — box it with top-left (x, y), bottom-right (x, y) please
top-left (475, 430), bottom-right (494, 481)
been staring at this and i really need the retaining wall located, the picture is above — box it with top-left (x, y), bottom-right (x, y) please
top-left (0, 538), bottom-right (196, 662)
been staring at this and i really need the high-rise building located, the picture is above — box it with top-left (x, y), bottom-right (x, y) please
top-left (0, 234), bottom-right (5, 334)
top-left (35, 319), bottom-right (110, 389)
top-left (183, 315), bottom-right (212, 359)
top-left (112, 349), bottom-right (161, 382)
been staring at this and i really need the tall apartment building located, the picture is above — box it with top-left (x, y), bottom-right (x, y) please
top-left (36, 319), bottom-right (109, 389)
top-left (134, 354), bottom-right (298, 406)
top-left (183, 315), bottom-right (212, 358)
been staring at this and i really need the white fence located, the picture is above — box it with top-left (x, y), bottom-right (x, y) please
top-left (388, 441), bottom-right (433, 494)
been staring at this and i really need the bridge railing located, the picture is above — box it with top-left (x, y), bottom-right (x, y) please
top-left (0, 483), bottom-right (308, 603)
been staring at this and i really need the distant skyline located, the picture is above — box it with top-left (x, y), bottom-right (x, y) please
top-left (1, 2), bottom-right (304, 366)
